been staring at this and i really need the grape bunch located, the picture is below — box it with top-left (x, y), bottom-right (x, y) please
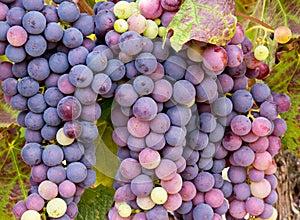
top-left (1, 0), bottom-right (99, 219)
top-left (0, 0), bottom-right (292, 220)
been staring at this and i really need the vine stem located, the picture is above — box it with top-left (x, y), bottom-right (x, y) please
top-left (235, 11), bottom-right (274, 30)
top-left (77, 0), bottom-right (94, 15)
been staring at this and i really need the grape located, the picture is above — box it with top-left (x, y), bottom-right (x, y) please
top-left (21, 143), bottom-right (42, 166)
top-left (179, 181), bottom-right (197, 201)
top-left (17, 76), bottom-right (40, 98)
top-left (115, 84), bottom-right (139, 107)
top-left (74, 86), bottom-right (98, 106)
top-left (192, 203), bottom-right (214, 219)
top-left (204, 188), bottom-right (224, 208)
top-left (118, 31), bottom-right (143, 55)
top-left (46, 198), bottom-right (67, 218)
top-left (77, 121), bottom-right (98, 143)
top-left (267, 135), bottom-right (282, 157)
top-left (1, 77), bottom-right (18, 96)
top-left (73, 13), bottom-right (94, 36)
top-left (149, 113), bottom-right (170, 134)
top-left (113, 1), bottom-right (132, 19)
top-left (41, 125), bottom-right (58, 141)
top-left (138, 0), bottom-right (163, 19)
top-left (25, 192), bottom-right (45, 211)
top-left (193, 172), bottom-right (214, 192)
top-left (68, 65), bottom-right (93, 88)
top-left (58, 180), bottom-right (76, 199)
top-left (274, 26), bottom-right (292, 44)
top-left (155, 159), bottom-right (177, 181)
top-left (42, 144), bottom-right (64, 166)
top-left (228, 166), bottom-right (247, 183)
top-left (80, 168), bottom-right (96, 187)
top-left (120, 158), bottom-right (142, 180)
top-left (38, 180), bottom-right (58, 200)
top-left (6, 25), bottom-right (27, 47)
top-left (231, 89), bottom-right (253, 113)
top-left (151, 187), bottom-right (168, 205)
top-left (164, 55), bottom-right (187, 80)
top-left (133, 75), bottom-right (154, 96)
top-left (117, 203), bottom-right (132, 218)
top-left (57, 1), bottom-right (80, 22)
top-left (245, 197), bottom-right (264, 216)
top-left (57, 74), bottom-right (75, 94)
top-left (6, 6), bottom-right (25, 26)
top-left (13, 201), bottom-right (27, 219)
top-left (0, 41), bottom-right (8, 55)
top-left (44, 22), bottom-right (64, 43)
top-left (136, 196), bottom-right (155, 210)
top-left (66, 162), bottom-right (87, 183)
top-left (272, 118), bottom-right (287, 136)
top-left (264, 189), bottom-right (278, 204)
top-left (212, 97), bottom-right (233, 117)
top-left (259, 203), bottom-right (274, 219)
top-left (0, 21), bottom-right (10, 41)
top-left (188, 130), bottom-right (208, 151)
top-left (42, 5), bottom-right (59, 23)
top-left (22, 11), bottom-right (46, 34)
top-left (250, 178), bottom-right (272, 198)
top-left (132, 97), bottom-right (157, 121)
top-left (27, 58), bottom-right (50, 81)
top-left (250, 83), bottom-right (271, 103)
top-left (225, 45), bottom-right (243, 67)
top-left (127, 117), bottom-right (150, 138)
top-left (210, 159), bottom-right (226, 174)
top-left (63, 27), bottom-right (83, 49)
top-left (228, 200), bottom-right (246, 219)
top-left (161, 0), bottom-right (181, 11)
top-left (47, 165), bottom-right (67, 184)
top-left (134, 52), bottom-right (158, 75)
top-left (199, 112), bottom-right (217, 133)
top-left (230, 115), bottom-right (252, 136)
top-left (143, 20), bottom-right (158, 39)
top-left (62, 142), bottom-right (84, 163)
top-left (45, 73), bottom-right (59, 88)
top-left (43, 107), bottom-right (61, 127)
top-left (94, 9), bottom-right (116, 38)
top-left (172, 80), bottom-right (196, 105)
top-left (139, 148), bottom-right (161, 169)
top-left (201, 142), bottom-right (216, 158)
top-left (80, 103), bottom-right (101, 122)
top-left (0, 2), bottom-right (9, 21)
top-left (230, 23), bottom-right (245, 45)
top-left (249, 136), bottom-right (269, 152)
top-left (248, 167), bottom-right (264, 182)
top-left (127, 13), bottom-right (147, 34)
top-left (152, 79), bottom-right (173, 102)
top-left (85, 51), bottom-right (108, 73)
top-left (161, 173), bottom-right (183, 194)
top-left (25, 129), bottom-right (43, 143)
top-left (196, 76), bottom-right (218, 102)
top-left (254, 45), bottom-right (269, 61)
top-left (130, 174), bottom-right (153, 197)
top-left (10, 94), bottom-right (27, 111)
top-left (272, 92), bottom-right (291, 113)
top-left (5, 45), bottom-right (26, 63)
top-left (232, 183), bottom-right (250, 200)
top-left (202, 45), bottom-right (228, 71)
top-left (163, 193), bottom-right (182, 211)
top-left (49, 52), bottom-right (69, 74)
top-left (57, 96), bottom-right (82, 121)
top-left (21, 210), bottom-right (41, 220)
top-left (165, 126), bottom-right (186, 147)
top-left (251, 117), bottom-right (273, 137)
top-left (112, 126), bottom-right (130, 146)
top-left (209, 123), bottom-right (225, 143)
top-left (114, 19), bottom-right (128, 33)
top-left (184, 148), bottom-right (200, 165)
top-left (260, 100), bottom-right (278, 120)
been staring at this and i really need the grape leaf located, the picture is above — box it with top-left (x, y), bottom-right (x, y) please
top-left (77, 184), bottom-right (114, 220)
top-left (166, 0), bottom-right (237, 51)
top-left (94, 98), bottom-right (120, 188)
top-left (264, 40), bottom-right (300, 154)
top-left (0, 90), bottom-right (18, 127)
top-left (0, 124), bottom-right (30, 219)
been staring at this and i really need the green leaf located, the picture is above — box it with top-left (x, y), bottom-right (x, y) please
top-left (86, 0), bottom-right (96, 9)
top-left (0, 124), bottom-right (30, 219)
top-left (77, 184), bottom-right (115, 220)
top-left (166, 0), bottom-right (237, 51)
top-left (264, 40), bottom-right (300, 154)
top-left (94, 98), bottom-right (120, 188)
top-left (0, 90), bottom-right (18, 127)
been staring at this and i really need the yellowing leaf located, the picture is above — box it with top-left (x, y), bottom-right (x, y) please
top-left (166, 0), bottom-right (237, 51)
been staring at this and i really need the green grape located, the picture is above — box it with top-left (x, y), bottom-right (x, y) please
top-left (129, 2), bottom-right (140, 15)
top-left (114, 1), bottom-right (132, 19)
top-left (143, 20), bottom-right (159, 39)
top-left (154, 18), bottom-right (161, 26)
top-left (274, 26), bottom-right (292, 44)
top-left (158, 26), bottom-right (167, 38)
top-left (150, 187), bottom-right (168, 204)
top-left (21, 210), bottom-right (41, 220)
top-left (114, 19), bottom-right (129, 33)
top-left (117, 203), bottom-right (132, 218)
top-left (56, 127), bottom-right (74, 146)
top-left (254, 45), bottom-right (269, 61)
top-left (136, 196), bottom-right (155, 210)
top-left (46, 198), bottom-right (67, 218)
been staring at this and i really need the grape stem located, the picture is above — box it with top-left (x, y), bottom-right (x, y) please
top-left (235, 12), bottom-right (274, 31)
top-left (77, 0), bottom-right (94, 15)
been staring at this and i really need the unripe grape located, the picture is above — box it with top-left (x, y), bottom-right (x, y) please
top-left (150, 187), bottom-right (168, 204)
top-left (114, 1), bottom-right (132, 19)
top-left (254, 45), bottom-right (269, 61)
top-left (274, 26), bottom-right (292, 44)
top-left (21, 210), bottom-right (41, 220)
top-left (57, 127), bottom-right (75, 146)
top-left (117, 203), bottom-right (132, 218)
top-left (250, 178), bottom-right (271, 198)
top-left (46, 198), bottom-right (67, 218)
top-left (114, 19), bottom-right (128, 33)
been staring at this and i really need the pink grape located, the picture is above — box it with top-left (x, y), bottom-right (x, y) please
top-left (163, 193), bottom-right (182, 211)
top-left (127, 117), bottom-right (150, 138)
top-left (179, 181), bottom-right (197, 201)
top-left (161, 173), bottom-right (183, 194)
top-left (155, 159), bottom-right (177, 181)
top-left (7, 25), bottom-right (28, 47)
top-left (253, 151), bottom-right (272, 171)
top-left (204, 188), bottom-right (224, 208)
top-left (229, 200), bottom-right (247, 219)
top-left (245, 197), bottom-right (264, 216)
top-left (139, 148), bottom-right (161, 169)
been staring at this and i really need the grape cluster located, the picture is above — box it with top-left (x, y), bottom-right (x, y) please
top-left (0, 0), bottom-right (291, 220)
top-left (1, 1), bottom-right (99, 220)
